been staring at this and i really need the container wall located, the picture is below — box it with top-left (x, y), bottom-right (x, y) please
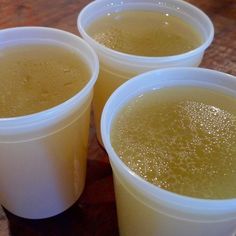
top-left (113, 172), bottom-right (236, 236)
top-left (0, 96), bottom-right (92, 219)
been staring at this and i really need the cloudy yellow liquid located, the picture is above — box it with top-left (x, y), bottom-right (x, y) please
top-left (111, 86), bottom-right (236, 199)
top-left (0, 43), bottom-right (90, 117)
top-left (87, 10), bottom-right (201, 56)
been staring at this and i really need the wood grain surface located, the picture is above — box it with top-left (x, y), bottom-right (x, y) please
top-left (0, 0), bottom-right (235, 235)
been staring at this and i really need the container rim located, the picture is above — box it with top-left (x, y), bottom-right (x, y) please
top-left (77, 0), bottom-right (214, 64)
top-left (0, 26), bottom-right (99, 128)
top-left (101, 67), bottom-right (236, 215)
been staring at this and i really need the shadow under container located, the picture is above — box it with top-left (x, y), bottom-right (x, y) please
top-left (101, 67), bottom-right (236, 236)
top-left (0, 27), bottom-right (99, 219)
top-left (78, 0), bottom-right (214, 143)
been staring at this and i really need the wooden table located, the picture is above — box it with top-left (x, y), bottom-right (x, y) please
top-left (0, 0), bottom-right (235, 235)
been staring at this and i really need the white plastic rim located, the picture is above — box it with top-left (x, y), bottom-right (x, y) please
top-left (78, 0), bottom-right (214, 66)
top-left (101, 67), bottom-right (236, 221)
top-left (0, 27), bottom-right (99, 140)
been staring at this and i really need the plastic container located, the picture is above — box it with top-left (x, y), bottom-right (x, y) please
top-left (101, 68), bottom-right (236, 236)
top-left (0, 27), bottom-right (99, 219)
top-left (78, 0), bottom-right (214, 143)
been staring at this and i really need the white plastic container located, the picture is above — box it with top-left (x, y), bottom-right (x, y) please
top-left (78, 0), bottom-right (214, 143)
top-left (0, 27), bottom-right (99, 219)
top-left (101, 68), bottom-right (236, 236)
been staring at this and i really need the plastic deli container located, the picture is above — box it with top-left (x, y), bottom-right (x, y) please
top-left (78, 0), bottom-right (214, 143)
top-left (101, 67), bottom-right (236, 236)
top-left (0, 27), bottom-right (99, 219)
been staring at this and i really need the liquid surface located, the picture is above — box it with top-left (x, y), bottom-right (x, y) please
top-left (0, 43), bottom-right (90, 117)
top-left (111, 87), bottom-right (236, 199)
top-left (87, 10), bottom-right (201, 56)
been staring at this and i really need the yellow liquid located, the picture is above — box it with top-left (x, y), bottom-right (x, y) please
top-left (0, 43), bottom-right (90, 117)
top-left (111, 87), bottom-right (236, 199)
top-left (87, 10), bottom-right (201, 56)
